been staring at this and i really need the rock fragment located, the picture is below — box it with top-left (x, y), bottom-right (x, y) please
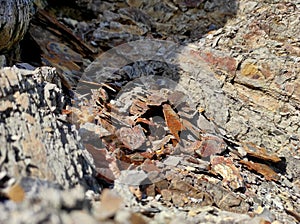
top-left (239, 160), bottom-right (280, 181)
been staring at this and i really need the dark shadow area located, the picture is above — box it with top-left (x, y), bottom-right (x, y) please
top-left (19, 0), bottom-right (238, 70)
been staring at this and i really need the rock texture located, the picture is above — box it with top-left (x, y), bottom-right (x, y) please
top-left (199, 0), bottom-right (300, 154)
top-left (0, 66), bottom-right (99, 189)
top-left (0, 0), bottom-right (300, 223)
top-left (0, 0), bottom-right (33, 53)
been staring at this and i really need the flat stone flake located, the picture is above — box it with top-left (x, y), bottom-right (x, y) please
top-left (195, 135), bottom-right (226, 158)
top-left (85, 144), bottom-right (120, 183)
top-left (239, 160), bottom-right (280, 182)
top-left (162, 103), bottom-right (183, 142)
top-left (163, 155), bottom-right (181, 167)
top-left (129, 98), bottom-right (149, 116)
top-left (146, 93), bottom-right (167, 106)
top-left (242, 142), bottom-right (281, 163)
top-left (116, 170), bottom-right (149, 186)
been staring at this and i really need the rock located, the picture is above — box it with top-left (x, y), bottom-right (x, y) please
top-left (163, 156), bottom-right (181, 167)
top-left (93, 189), bottom-right (123, 220)
top-left (0, 0), bottom-right (33, 53)
top-left (1, 0), bottom-right (300, 223)
top-left (115, 170), bottom-right (149, 186)
top-left (0, 66), bottom-right (99, 190)
top-left (0, 185), bottom-right (98, 224)
top-left (210, 156), bottom-right (245, 191)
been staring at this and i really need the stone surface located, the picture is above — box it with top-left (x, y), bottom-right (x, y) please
top-left (0, 184), bottom-right (98, 224)
top-left (0, 66), bottom-right (99, 190)
top-left (0, 0), bottom-right (33, 53)
top-left (0, 0), bottom-right (300, 223)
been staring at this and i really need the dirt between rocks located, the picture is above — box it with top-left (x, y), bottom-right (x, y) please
top-left (0, 0), bottom-right (300, 223)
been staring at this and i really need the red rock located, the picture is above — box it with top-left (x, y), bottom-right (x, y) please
top-left (116, 125), bottom-right (146, 150)
top-left (85, 144), bottom-right (120, 182)
top-left (141, 159), bottom-right (161, 173)
top-left (192, 49), bottom-right (237, 75)
top-left (130, 98), bottom-right (149, 116)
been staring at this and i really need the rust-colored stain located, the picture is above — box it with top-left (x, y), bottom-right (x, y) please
top-left (242, 142), bottom-right (281, 163)
top-left (239, 160), bottom-right (279, 181)
top-left (162, 104), bottom-right (183, 142)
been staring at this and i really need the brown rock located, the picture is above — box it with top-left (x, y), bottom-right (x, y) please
top-left (239, 160), bottom-right (280, 181)
top-left (242, 142), bottom-right (281, 163)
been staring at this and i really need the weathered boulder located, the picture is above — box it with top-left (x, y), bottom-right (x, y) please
top-left (0, 0), bottom-right (33, 53)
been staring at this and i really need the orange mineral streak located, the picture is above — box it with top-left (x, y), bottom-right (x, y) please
top-left (162, 104), bottom-right (183, 142)
top-left (239, 160), bottom-right (280, 181)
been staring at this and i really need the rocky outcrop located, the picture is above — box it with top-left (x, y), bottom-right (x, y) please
top-left (0, 0), bottom-right (33, 53)
top-left (0, 66), bottom-right (99, 190)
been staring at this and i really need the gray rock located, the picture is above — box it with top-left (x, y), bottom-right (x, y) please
top-left (0, 0), bottom-right (34, 53)
top-left (0, 66), bottom-right (99, 190)
top-left (115, 170), bottom-right (149, 186)
top-left (0, 186), bottom-right (97, 224)
top-left (163, 156), bottom-right (181, 167)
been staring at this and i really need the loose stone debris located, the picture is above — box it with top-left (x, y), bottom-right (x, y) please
top-left (0, 0), bottom-right (300, 223)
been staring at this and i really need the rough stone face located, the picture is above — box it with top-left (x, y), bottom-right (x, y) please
top-left (0, 66), bottom-right (99, 190)
top-left (198, 0), bottom-right (300, 155)
top-left (77, 0), bottom-right (299, 157)
top-left (1, 0), bottom-right (300, 223)
top-left (0, 0), bottom-right (33, 53)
